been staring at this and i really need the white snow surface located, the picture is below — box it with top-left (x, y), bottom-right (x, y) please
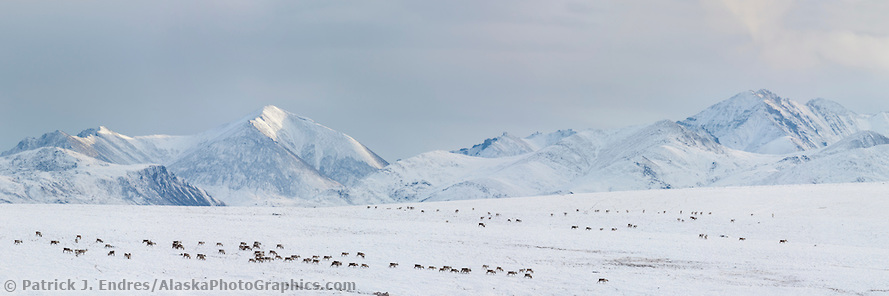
top-left (0, 183), bottom-right (887, 295)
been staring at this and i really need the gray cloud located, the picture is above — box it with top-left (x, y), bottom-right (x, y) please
top-left (1, 0), bottom-right (888, 160)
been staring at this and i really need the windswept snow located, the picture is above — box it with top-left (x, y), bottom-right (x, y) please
top-left (1, 183), bottom-right (887, 295)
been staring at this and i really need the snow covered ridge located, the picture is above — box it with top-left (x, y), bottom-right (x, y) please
top-left (0, 148), bottom-right (221, 206)
top-left (4, 90), bottom-right (889, 206)
top-left (451, 130), bottom-right (577, 158)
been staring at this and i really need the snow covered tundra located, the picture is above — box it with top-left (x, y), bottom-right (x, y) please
top-left (1, 183), bottom-right (888, 295)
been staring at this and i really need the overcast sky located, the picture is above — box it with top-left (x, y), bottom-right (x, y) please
top-left (1, 0), bottom-right (888, 160)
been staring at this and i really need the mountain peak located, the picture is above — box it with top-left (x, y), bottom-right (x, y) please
top-left (721, 89), bottom-right (781, 107)
top-left (821, 131), bottom-right (889, 155)
top-left (681, 90), bottom-right (830, 153)
top-left (752, 89), bottom-right (777, 99)
top-left (806, 98), bottom-right (851, 116)
top-left (453, 129), bottom-right (577, 158)
top-left (259, 105), bottom-right (286, 117)
top-left (76, 126), bottom-right (120, 138)
top-left (1, 130), bottom-right (74, 157)
top-left (249, 106), bottom-right (290, 141)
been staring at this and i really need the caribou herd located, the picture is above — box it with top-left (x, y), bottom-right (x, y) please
top-left (10, 203), bottom-right (791, 291)
top-left (557, 208), bottom-right (787, 244)
top-left (10, 229), bottom-right (539, 284)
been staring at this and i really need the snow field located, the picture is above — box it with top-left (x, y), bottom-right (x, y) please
top-left (1, 183), bottom-right (888, 295)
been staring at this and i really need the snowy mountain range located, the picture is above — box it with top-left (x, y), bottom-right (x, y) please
top-left (343, 89), bottom-right (889, 202)
top-left (3, 89), bottom-right (889, 206)
top-left (0, 106), bottom-right (387, 206)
